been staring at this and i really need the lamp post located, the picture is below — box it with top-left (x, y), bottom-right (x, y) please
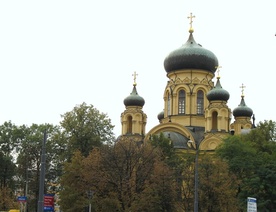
top-left (188, 136), bottom-right (201, 212)
top-left (37, 130), bottom-right (47, 212)
top-left (194, 143), bottom-right (199, 212)
top-left (87, 190), bottom-right (93, 212)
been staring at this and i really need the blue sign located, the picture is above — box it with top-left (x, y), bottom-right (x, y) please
top-left (44, 206), bottom-right (54, 211)
top-left (247, 197), bottom-right (257, 212)
top-left (17, 196), bottom-right (27, 202)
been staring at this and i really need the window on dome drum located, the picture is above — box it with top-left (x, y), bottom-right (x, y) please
top-left (197, 90), bottom-right (204, 115)
top-left (127, 116), bottom-right (133, 134)
top-left (167, 93), bottom-right (171, 116)
top-left (178, 90), bottom-right (185, 114)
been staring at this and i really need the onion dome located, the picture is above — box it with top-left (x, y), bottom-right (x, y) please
top-left (164, 28), bottom-right (218, 73)
top-left (123, 84), bottom-right (145, 107)
top-left (207, 75), bottom-right (230, 101)
top-left (233, 95), bottom-right (253, 117)
top-left (157, 110), bottom-right (164, 121)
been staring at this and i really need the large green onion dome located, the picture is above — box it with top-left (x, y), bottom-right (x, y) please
top-left (164, 29), bottom-right (218, 73)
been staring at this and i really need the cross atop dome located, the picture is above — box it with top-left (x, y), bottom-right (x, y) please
top-left (240, 83), bottom-right (246, 97)
top-left (187, 12), bottom-right (195, 33)
top-left (216, 66), bottom-right (222, 79)
top-left (132, 71), bottom-right (138, 86)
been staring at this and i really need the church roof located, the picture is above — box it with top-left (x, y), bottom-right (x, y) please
top-left (207, 76), bottom-right (230, 101)
top-left (163, 30), bottom-right (218, 73)
top-left (233, 96), bottom-right (253, 117)
top-left (123, 85), bottom-right (145, 107)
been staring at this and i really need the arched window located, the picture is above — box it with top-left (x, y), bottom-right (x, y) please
top-left (167, 92), bottom-right (171, 116)
top-left (178, 90), bottom-right (185, 114)
top-left (127, 116), bottom-right (133, 134)
top-left (197, 90), bottom-right (204, 115)
top-left (212, 111), bottom-right (218, 130)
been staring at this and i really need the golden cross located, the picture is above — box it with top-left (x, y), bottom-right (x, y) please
top-left (132, 71), bottom-right (138, 86)
top-left (215, 66), bottom-right (222, 78)
top-left (187, 13), bottom-right (195, 31)
top-left (240, 83), bottom-right (246, 97)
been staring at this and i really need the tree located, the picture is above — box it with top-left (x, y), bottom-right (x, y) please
top-left (150, 133), bottom-right (194, 211)
top-left (0, 186), bottom-right (19, 211)
top-left (60, 102), bottom-right (115, 159)
top-left (217, 120), bottom-right (276, 211)
top-left (0, 121), bottom-right (21, 211)
top-left (59, 136), bottom-right (179, 212)
top-left (16, 123), bottom-right (62, 212)
top-left (59, 151), bottom-right (87, 212)
top-left (198, 154), bottom-right (239, 212)
top-left (0, 121), bottom-right (22, 156)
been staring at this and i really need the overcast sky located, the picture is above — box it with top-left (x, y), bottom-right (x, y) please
top-left (0, 0), bottom-right (275, 137)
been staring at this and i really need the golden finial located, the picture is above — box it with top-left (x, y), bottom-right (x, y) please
top-left (187, 12), bottom-right (195, 33)
top-left (215, 66), bottom-right (222, 79)
top-left (132, 71), bottom-right (138, 86)
top-left (240, 83), bottom-right (246, 97)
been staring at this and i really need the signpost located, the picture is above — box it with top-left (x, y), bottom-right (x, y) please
top-left (247, 197), bottom-right (257, 212)
top-left (44, 194), bottom-right (55, 211)
top-left (17, 196), bottom-right (27, 212)
top-left (17, 196), bottom-right (27, 202)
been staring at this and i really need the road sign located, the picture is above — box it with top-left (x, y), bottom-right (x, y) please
top-left (44, 194), bottom-right (54, 211)
top-left (247, 197), bottom-right (257, 212)
top-left (17, 196), bottom-right (27, 202)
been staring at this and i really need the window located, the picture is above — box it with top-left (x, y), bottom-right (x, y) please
top-left (212, 111), bottom-right (218, 130)
top-left (178, 90), bottom-right (185, 114)
top-left (167, 93), bottom-right (171, 116)
top-left (127, 116), bottom-right (132, 133)
top-left (197, 90), bottom-right (204, 115)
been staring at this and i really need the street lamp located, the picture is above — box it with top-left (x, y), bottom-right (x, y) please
top-left (87, 190), bottom-right (93, 212)
top-left (188, 137), bottom-right (201, 212)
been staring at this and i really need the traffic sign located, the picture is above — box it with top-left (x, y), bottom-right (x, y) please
top-left (44, 194), bottom-right (54, 211)
top-left (17, 196), bottom-right (27, 202)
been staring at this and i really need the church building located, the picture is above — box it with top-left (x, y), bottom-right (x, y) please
top-left (119, 13), bottom-right (255, 151)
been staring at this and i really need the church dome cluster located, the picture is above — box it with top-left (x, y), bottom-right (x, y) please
top-left (163, 30), bottom-right (218, 73)
top-left (119, 13), bottom-right (255, 147)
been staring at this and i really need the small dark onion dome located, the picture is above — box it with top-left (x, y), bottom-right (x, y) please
top-left (233, 95), bottom-right (253, 117)
top-left (157, 110), bottom-right (164, 121)
top-left (123, 84), bottom-right (145, 107)
top-left (206, 76), bottom-right (230, 101)
top-left (164, 28), bottom-right (218, 73)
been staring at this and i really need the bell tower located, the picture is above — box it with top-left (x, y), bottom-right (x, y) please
top-left (121, 72), bottom-right (147, 136)
top-left (230, 84), bottom-right (254, 135)
top-left (205, 68), bottom-right (231, 133)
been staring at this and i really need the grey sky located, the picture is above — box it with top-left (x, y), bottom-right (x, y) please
top-left (0, 0), bottom-right (275, 137)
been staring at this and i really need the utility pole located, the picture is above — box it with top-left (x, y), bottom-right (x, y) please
top-left (37, 130), bottom-right (47, 212)
top-left (194, 145), bottom-right (199, 212)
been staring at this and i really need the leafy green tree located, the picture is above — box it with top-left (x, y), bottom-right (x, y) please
top-left (0, 152), bottom-right (17, 211)
top-left (16, 123), bottom-right (62, 212)
top-left (217, 120), bottom-right (276, 211)
top-left (0, 121), bottom-right (21, 211)
top-left (0, 121), bottom-right (21, 156)
top-left (0, 152), bottom-right (16, 189)
top-left (60, 102), bottom-right (115, 159)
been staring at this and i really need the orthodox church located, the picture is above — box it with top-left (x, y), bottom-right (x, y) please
top-left (119, 14), bottom-right (255, 151)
